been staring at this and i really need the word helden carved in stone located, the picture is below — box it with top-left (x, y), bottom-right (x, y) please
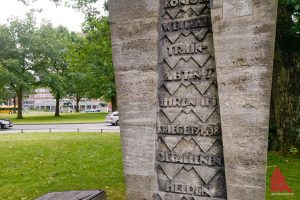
top-left (167, 43), bottom-right (207, 56)
top-left (158, 124), bottom-right (220, 136)
top-left (158, 152), bottom-right (222, 166)
top-left (162, 16), bottom-right (211, 32)
top-left (165, 182), bottom-right (212, 197)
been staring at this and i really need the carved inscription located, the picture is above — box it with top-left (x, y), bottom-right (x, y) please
top-left (158, 124), bottom-right (220, 136)
top-left (167, 43), bottom-right (207, 56)
top-left (165, 182), bottom-right (212, 196)
top-left (158, 152), bottom-right (222, 166)
top-left (164, 0), bottom-right (209, 8)
top-left (162, 16), bottom-right (211, 32)
top-left (159, 98), bottom-right (217, 107)
top-left (156, 0), bottom-right (227, 199)
top-left (165, 69), bottom-right (215, 81)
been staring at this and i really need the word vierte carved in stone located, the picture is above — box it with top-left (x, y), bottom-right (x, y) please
top-left (159, 97), bottom-right (217, 107)
top-left (162, 16), bottom-right (211, 32)
top-left (158, 124), bottom-right (220, 136)
top-left (164, 0), bottom-right (209, 9)
top-left (165, 69), bottom-right (214, 81)
top-left (165, 182), bottom-right (212, 196)
top-left (167, 43), bottom-right (207, 56)
top-left (158, 152), bottom-right (222, 166)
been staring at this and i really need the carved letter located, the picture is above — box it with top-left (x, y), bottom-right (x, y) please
top-left (175, 183), bottom-right (182, 193)
top-left (165, 182), bottom-right (174, 192)
top-left (158, 152), bottom-right (166, 162)
top-left (162, 23), bottom-right (172, 32)
top-left (188, 185), bottom-right (195, 195)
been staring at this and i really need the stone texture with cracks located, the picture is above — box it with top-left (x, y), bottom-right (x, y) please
top-left (211, 1), bottom-right (278, 200)
top-left (109, 0), bottom-right (159, 199)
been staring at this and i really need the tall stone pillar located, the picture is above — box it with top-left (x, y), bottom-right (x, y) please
top-left (109, 1), bottom-right (160, 199)
top-left (211, 1), bottom-right (278, 200)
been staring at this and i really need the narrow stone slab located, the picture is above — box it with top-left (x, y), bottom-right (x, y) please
top-left (109, 1), bottom-right (159, 199)
top-left (211, 1), bottom-right (278, 200)
top-left (35, 190), bottom-right (106, 200)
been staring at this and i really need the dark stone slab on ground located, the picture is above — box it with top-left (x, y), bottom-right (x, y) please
top-left (35, 190), bottom-right (106, 200)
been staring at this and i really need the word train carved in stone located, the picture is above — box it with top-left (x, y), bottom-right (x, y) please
top-left (154, 1), bottom-right (227, 200)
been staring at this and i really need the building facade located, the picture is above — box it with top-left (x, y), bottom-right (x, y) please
top-left (11, 88), bottom-right (108, 112)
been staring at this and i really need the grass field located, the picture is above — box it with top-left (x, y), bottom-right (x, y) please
top-left (0, 133), bottom-right (298, 200)
top-left (0, 112), bottom-right (108, 124)
top-left (0, 132), bottom-right (124, 200)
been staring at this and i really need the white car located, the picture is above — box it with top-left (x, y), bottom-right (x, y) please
top-left (105, 112), bottom-right (119, 126)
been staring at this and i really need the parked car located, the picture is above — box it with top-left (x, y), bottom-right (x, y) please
top-left (85, 109), bottom-right (101, 113)
top-left (105, 112), bottom-right (119, 126)
top-left (0, 119), bottom-right (13, 129)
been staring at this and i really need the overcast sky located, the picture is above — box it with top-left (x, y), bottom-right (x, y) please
top-left (0, 0), bottom-right (106, 32)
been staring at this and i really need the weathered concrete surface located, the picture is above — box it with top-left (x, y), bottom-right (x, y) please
top-left (155, 1), bottom-right (227, 199)
top-left (109, 1), bottom-right (160, 199)
top-left (211, 1), bottom-right (278, 200)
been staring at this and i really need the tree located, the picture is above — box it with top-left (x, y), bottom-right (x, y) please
top-left (65, 72), bottom-right (89, 112)
top-left (64, 33), bottom-right (89, 113)
top-left (66, 16), bottom-right (116, 111)
top-left (35, 24), bottom-right (72, 117)
top-left (83, 16), bottom-right (116, 110)
top-left (19, 1), bottom-right (115, 111)
top-left (18, 0), bottom-right (104, 17)
top-left (270, 0), bottom-right (300, 153)
top-left (0, 12), bottom-right (39, 119)
top-left (0, 66), bottom-right (15, 105)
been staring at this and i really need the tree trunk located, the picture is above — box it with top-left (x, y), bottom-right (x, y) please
top-left (55, 93), bottom-right (60, 117)
top-left (17, 90), bottom-right (23, 119)
top-left (111, 96), bottom-right (118, 112)
top-left (270, 5), bottom-right (300, 153)
top-left (13, 97), bottom-right (17, 114)
top-left (76, 95), bottom-right (80, 113)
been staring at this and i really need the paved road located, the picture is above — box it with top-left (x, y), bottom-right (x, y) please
top-left (0, 123), bottom-right (120, 134)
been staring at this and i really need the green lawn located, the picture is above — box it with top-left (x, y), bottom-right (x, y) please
top-left (0, 132), bottom-right (125, 200)
top-left (0, 133), bottom-right (298, 200)
top-left (0, 112), bottom-right (108, 124)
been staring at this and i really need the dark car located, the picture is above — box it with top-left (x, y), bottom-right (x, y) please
top-left (0, 119), bottom-right (13, 129)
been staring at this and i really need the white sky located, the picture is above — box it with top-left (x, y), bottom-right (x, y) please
top-left (0, 0), bottom-right (106, 32)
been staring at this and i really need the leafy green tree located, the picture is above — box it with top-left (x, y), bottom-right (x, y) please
top-left (0, 13), bottom-right (39, 119)
top-left (18, 0), bottom-right (104, 16)
top-left (0, 66), bottom-right (15, 104)
top-left (64, 33), bottom-right (89, 112)
top-left (35, 24), bottom-right (72, 117)
top-left (65, 71), bottom-right (89, 113)
top-left (83, 16), bottom-right (116, 110)
top-left (66, 16), bottom-right (116, 111)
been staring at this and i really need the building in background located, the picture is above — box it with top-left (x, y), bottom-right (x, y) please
top-left (8, 88), bottom-right (108, 112)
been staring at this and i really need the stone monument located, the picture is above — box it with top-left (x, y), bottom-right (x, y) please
top-left (109, 0), bottom-right (278, 200)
